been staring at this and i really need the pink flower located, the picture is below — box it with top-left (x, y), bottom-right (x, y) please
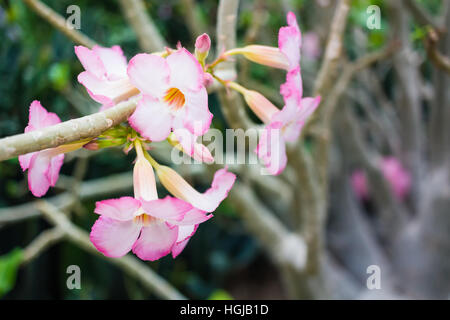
top-left (351, 157), bottom-right (411, 201)
top-left (380, 157), bottom-right (411, 200)
top-left (75, 45), bottom-right (138, 109)
top-left (224, 12), bottom-right (301, 72)
top-left (19, 101), bottom-right (85, 197)
top-left (255, 67), bottom-right (320, 175)
top-left (127, 48), bottom-right (213, 148)
top-left (18, 101), bottom-right (63, 197)
top-left (90, 144), bottom-right (211, 260)
top-left (253, 13), bottom-right (320, 175)
top-left (154, 165), bottom-right (236, 213)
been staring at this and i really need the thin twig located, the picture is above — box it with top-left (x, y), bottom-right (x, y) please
top-left (216, 0), bottom-right (254, 130)
top-left (0, 171), bottom-right (133, 224)
top-left (23, 0), bottom-right (97, 48)
top-left (21, 228), bottom-right (65, 265)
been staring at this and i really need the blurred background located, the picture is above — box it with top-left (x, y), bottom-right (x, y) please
top-left (0, 0), bottom-right (449, 299)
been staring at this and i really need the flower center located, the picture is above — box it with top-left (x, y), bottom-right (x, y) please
top-left (133, 213), bottom-right (154, 226)
top-left (163, 87), bottom-right (185, 110)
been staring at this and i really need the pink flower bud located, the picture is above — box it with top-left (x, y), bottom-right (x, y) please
top-left (195, 33), bottom-right (211, 54)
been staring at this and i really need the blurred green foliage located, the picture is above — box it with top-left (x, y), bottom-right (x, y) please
top-left (0, 248), bottom-right (23, 297)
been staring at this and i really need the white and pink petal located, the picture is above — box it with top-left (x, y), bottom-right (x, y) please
top-left (128, 95), bottom-right (173, 141)
top-left (166, 48), bottom-right (204, 92)
top-left (90, 216), bottom-right (142, 258)
top-left (94, 197), bottom-right (141, 221)
top-left (127, 53), bottom-right (170, 98)
top-left (132, 222), bottom-right (178, 261)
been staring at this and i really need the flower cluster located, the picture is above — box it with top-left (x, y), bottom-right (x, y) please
top-left (18, 11), bottom-right (316, 261)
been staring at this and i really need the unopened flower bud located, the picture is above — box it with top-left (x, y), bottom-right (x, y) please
top-left (224, 45), bottom-right (290, 70)
top-left (195, 33), bottom-right (211, 65)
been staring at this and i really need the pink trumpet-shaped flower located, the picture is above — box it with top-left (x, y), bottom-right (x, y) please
top-left (90, 146), bottom-right (211, 260)
top-left (155, 165), bottom-right (236, 213)
top-left (254, 69), bottom-right (320, 175)
top-left (224, 12), bottom-right (301, 72)
top-left (19, 101), bottom-right (84, 197)
top-left (75, 45), bottom-right (138, 109)
top-left (127, 48), bottom-right (213, 147)
top-left (252, 13), bottom-right (320, 175)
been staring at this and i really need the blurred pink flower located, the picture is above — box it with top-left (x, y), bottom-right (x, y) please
top-left (380, 157), bottom-right (411, 200)
top-left (90, 145), bottom-right (211, 260)
top-left (127, 48), bottom-right (212, 148)
top-left (351, 157), bottom-right (411, 201)
top-left (75, 45), bottom-right (137, 109)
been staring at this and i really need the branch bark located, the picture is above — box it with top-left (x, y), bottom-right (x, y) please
top-left (0, 97), bottom-right (139, 161)
top-left (118, 0), bottom-right (167, 52)
top-left (23, 0), bottom-right (98, 48)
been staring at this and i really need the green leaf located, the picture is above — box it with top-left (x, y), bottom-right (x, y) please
top-left (0, 248), bottom-right (24, 297)
top-left (208, 289), bottom-right (234, 300)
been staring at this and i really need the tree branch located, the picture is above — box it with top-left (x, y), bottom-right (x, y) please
top-left (0, 171), bottom-right (133, 225)
top-left (21, 228), bottom-right (65, 265)
top-left (118, 0), bottom-right (167, 52)
top-left (23, 0), bottom-right (98, 48)
top-left (0, 96), bottom-right (139, 161)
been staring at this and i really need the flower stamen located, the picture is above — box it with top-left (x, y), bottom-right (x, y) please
top-left (163, 87), bottom-right (185, 110)
top-left (133, 213), bottom-right (154, 226)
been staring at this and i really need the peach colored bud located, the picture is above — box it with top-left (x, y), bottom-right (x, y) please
top-left (225, 45), bottom-right (290, 70)
top-left (133, 150), bottom-right (158, 201)
top-left (242, 89), bottom-right (280, 123)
